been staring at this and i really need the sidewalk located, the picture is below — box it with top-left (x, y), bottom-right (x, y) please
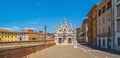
top-left (78, 43), bottom-right (120, 55)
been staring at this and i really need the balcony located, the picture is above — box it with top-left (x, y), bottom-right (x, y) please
top-left (117, 4), bottom-right (120, 18)
top-left (117, 19), bottom-right (120, 32)
top-left (97, 33), bottom-right (112, 37)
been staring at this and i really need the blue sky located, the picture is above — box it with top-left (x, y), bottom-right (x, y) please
top-left (0, 0), bottom-right (101, 33)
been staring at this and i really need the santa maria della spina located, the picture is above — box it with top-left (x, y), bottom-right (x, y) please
top-left (54, 18), bottom-right (77, 45)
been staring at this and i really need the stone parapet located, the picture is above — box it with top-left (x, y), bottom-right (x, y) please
top-left (0, 43), bottom-right (55, 58)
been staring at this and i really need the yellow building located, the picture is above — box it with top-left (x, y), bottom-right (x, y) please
top-left (0, 29), bottom-right (18, 42)
top-left (77, 28), bottom-right (81, 42)
top-left (46, 33), bottom-right (54, 40)
top-left (0, 29), bottom-right (53, 42)
top-left (81, 19), bottom-right (88, 44)
top-left (22, 29), bottom-right (45, 41)
top-left (77, 28), bottom-right (84, 43)
top-left (29, 32), bottom-right (45, 41)
top-left (87, 4), bottom-right (98, 48)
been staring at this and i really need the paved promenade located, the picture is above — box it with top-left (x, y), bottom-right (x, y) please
top-left (26, 45), bottom-right (120, 58)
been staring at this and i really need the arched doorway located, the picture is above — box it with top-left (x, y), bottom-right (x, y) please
top-left (107, 39), bottom-right (111, 49)
top-left (59, 38), bottom-right (62, 44)
top-left (68, 38), bottom-right (72, 43)
top-left (103, 39), bottom-right (105, 48)
top-left (98, 39), bottom-right (101, 47)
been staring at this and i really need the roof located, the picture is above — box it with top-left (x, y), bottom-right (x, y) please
top-left (55, 18), bottom-right (73, 32)
top-left (82, 19), bottom-right (88, 25)
top-left (87, 4), bottom-right (98, 16)
top-left (0, 29), bottom-right (18, 33)
top-left (0, 29), bottom-right (11, 32)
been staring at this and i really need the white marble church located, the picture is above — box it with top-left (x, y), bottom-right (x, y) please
top-left (54, 18), bottom-right (77, 45)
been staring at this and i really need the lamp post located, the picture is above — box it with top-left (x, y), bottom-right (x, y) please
top-left (73, 28), bottom-right (77, 48)
top-left (44, 25), bottom-right (47, 44)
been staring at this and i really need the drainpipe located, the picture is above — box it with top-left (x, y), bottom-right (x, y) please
top-left (44, 25), bottom-right (47, 44)
top-left (112, 0), bottom-right (115, 50)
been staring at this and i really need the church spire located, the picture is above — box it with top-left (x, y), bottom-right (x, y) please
top-left (60, 20), bottom-right (62, 26)
top-left (64, 17), bottom-right (67, 24)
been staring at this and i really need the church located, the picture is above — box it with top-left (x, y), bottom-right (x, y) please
top-left (54, 18), bottom-right (77, 45)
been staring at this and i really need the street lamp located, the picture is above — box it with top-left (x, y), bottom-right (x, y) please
top-left (44, 25), bottom-right (47, 44)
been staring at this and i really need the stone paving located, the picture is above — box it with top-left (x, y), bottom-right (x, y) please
top-left (26, 45), bottom-right (94, 58)
top-left (25, 45), bottom-right (120, 58)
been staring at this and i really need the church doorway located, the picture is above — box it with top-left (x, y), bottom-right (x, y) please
top-left (59, 38), bottom-right (62, 44)
top-left (68, 38), bottom-right (72, 43)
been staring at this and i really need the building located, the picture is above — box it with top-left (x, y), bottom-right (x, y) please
top-left (77, 28), bottom-right (85, 43)
top-left (18, 32), bottom-right (29, 41)
top-left (22, 29), bottom-right (45, 41)
top-left (97, 0), bottom-right (113, 49)
top-left (0, 29), bottom-right (18, 42)
top-left (0, 28), bottom-right (53, 42)
top-left (79, 26), bottom-right (84, 43)
top-left (81, 19), bottom-right (88, 44)
top-left (54, 18), bottom-right (76, 45)
top-left (87, 4), bottom-right (98, 47)
top-left (77, 28), bottom-right (82, 43)
top-left (77, 19), bottom-right (88, 44)
top-left (47, 33), bottom-right (54, 40)
top-left (112, 0), bottom-right (120, 51)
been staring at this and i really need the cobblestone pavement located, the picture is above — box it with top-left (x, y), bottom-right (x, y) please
top-left (26, 45), bottom-right (120, 58)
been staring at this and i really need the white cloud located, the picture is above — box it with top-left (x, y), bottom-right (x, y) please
top-left (24, 27), bottom-right (37, 30)
top-left (0, 26), bottom-right (20, 31)
top-left (29, 18), bottom-right (40, 24)
top-left (81, 16), bottom-right (88, 19)
top-left (30, 21), bottom-right (38, 24)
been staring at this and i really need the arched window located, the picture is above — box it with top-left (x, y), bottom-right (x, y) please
top-left (68, 38), bottom-right (72, 43)
top-left (108, 27), bottom-right (110, 36)
top-left (99, 39), bottom-right (101, 47)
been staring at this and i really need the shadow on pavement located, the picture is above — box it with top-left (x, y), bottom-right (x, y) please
top-left (78, 43), bottom-right (120, 55)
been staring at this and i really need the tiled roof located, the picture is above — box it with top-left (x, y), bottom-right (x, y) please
top-left (0, 29), bottom-right (11, 32)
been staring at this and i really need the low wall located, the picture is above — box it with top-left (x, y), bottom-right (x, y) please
top-left (0, 43), bottom-right (55, 58)
top-left (0, 40), bottom-right (54, 46)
